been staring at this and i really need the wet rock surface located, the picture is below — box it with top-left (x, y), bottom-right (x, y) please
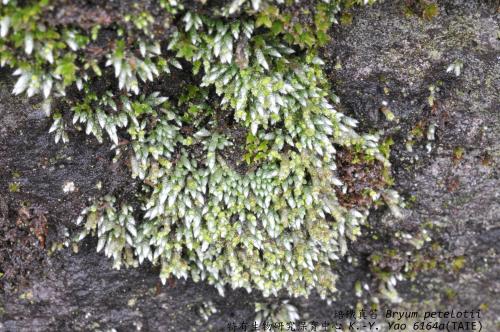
top-left (1, 0), bottom-right (499, 331)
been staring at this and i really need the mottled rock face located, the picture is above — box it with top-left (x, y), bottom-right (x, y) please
top-left (328, 0), bottom-right (499, 329)
top-left (1, 1), bottom-right (499, 331)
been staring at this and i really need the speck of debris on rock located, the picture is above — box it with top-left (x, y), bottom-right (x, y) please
top-left (62, 181), bottom-right (76, 193)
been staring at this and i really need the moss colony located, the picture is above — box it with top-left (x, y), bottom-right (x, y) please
top-left (1, 0), bottom-right (400, 299)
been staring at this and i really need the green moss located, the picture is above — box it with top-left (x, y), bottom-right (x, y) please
top-left (453, 147), bottom-right (465, 163)
top-left (1, 0), bottom-right (398, 299)
top-left (8, 182), bottom-right (21, 192)
top-left (443, 287), bottom-right (457, 300)
top-left (402, 0), bottom-right (439, 21)
top-left (451, 256), bottom-right (466, 272)
top-left (422, 3), bottom-right (439, 20)
top-left (340, 12), bottom-right (353, 25)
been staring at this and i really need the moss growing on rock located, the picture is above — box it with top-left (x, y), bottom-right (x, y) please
top-left (1, 0), bottom-right (398, 299)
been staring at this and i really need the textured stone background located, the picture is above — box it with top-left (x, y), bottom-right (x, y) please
top-left (1, 0), bottom-right (498, 331)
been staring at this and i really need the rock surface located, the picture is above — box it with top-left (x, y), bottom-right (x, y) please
top-left (1, 0), bottom-right (499, 331)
